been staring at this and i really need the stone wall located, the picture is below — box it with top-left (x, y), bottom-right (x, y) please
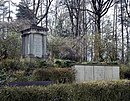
top-left (73, 65), bottom-right (119, 83)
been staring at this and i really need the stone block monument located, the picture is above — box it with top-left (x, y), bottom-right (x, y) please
top-left (73, 64), bottom-right (120, 83)
top-left (21, 25), bottom-right (48, 61)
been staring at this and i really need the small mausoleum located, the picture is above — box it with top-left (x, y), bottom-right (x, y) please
top-left (21, 24), bottom-right (48, 61)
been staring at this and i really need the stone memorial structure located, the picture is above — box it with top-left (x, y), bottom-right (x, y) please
top-left (21, 25), bottom-right (48, 61)
top-left (73, 65), bottom-right (120, 83)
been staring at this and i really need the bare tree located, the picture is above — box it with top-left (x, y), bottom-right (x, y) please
top-left (86, 0), bottom-right (116, 62)
top-left (123, 0), bottom-right (130, 63)
top-left (113, 1), bottom-right (118, 62)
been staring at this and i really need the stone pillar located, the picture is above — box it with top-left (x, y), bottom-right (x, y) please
top-left (28, 34), bottom-right (30, 55)
top-left (42, 35), bottom-right (44, 58)
top-left (22, 36), bottom-right (25, 57)
top-left (25, 35), bottom-right (28, 56)
top-left (42, 34), bottom-right (47, 59)
top-left (30, 34), bottom-right (34, 56)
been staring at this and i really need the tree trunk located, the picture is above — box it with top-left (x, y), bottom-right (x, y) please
top-left (94, 16), bottom-right (101, 61)
top-left (115, 4), bottom-right (118, 61)
top-left (126, 26), bottom-right (129, 62)
top-left (75, 11), bottom-right (79, 37)
top-left (120, 0), bottom-right (124, 63)
top-left (46, 0), bottom-right (48, 28)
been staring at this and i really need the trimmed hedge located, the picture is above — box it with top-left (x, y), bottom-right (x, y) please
top-left (32, 68), bottom-right (75, 83)
top-left (0, 80), bottom-right (130, 101)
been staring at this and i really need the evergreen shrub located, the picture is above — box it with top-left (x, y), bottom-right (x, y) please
top-left (0, 80), bottom-right (130, 101)
top-left (0, 59), bottom-right (23, 71)
top-left (120, 64), bottom-right (130, 79)
top-left (32, 68), bottom-right (75, 83)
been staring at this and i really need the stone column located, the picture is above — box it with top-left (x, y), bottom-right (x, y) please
top-left (22, 36), bottom-right (25, 57)
top-left (25, 35), bottom-right (28, 56)
top-left (30, 34), bottom-right (34, 56)
top-left (42, 34), bottom-right (47, 59)
top-left (42, 35), bottom-right (44, 58)
top-left (28, 35), bottom-right (30, 55)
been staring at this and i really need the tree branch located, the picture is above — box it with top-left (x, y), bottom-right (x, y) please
top-left (101, 0), bottom-right (113, 15)
top-left (37, 0), bottom-right (53, 25)
top-left (124, 0), bottom-right (130, 18)
top-left (35, 0), bottom-right (41, 16)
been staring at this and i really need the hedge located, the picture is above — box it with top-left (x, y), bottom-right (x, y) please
top-left (32, 68), bottom-right (75, 83)
top-left (0, 80), bottom-right (130, 101)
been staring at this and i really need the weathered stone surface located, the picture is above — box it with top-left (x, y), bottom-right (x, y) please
top-left (104, 66), bottom-right (113, 80)
top-left (84, 66), bottom-right (93, 81)
top-left (74, 65), bottom-right (85, 82)
top-left (34, 34), bottom-right (42, 57)
top-left (94, 66), bottom-right (105, 80)
top-left (112, 66), bottom-right (120, 80)
top-left (73, 65), bottom-right (120, 82)
top-left (21, 25), bottom-right (48, 60)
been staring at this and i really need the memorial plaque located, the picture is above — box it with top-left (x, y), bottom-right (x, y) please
top-left (84, 66), bottom-right (94, 81)
top-left (112, 66), bottom-right (120, 80)
top-left (104, 66), bottom-right (113, 80)
top-left (34, 34), bottom-right (42, 57)
top-left (94, 66), bottom-right (105, 80)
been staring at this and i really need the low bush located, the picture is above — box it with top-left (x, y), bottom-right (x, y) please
top-left (120, 64), bottom-right (130, 79)
top-left (23, 60), bottom-right (52, 68)
top-left (0, 80), bottom-right (130, 101)
top-left (23, 61), bottom-right (37, 68)
top-left (0, 59), bottom-right (76, 83)
top-left (0, 59), bottom-right (56, 71)
top-left (32, 68), bottom-right (75, 83)
top-left (54, 59), bottom-right (75, 68)
top-left (10, 70), bottom-right (30, 82)
top-left (0, 59), bottom-right (23, 71)
top-left (0, 69), bottom-right (8, 86)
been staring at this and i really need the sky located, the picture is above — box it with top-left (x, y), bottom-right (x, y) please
top-left (9, 0), bottom-right (20, 19)
top-left (11, 0), bottom-right (20, 4)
